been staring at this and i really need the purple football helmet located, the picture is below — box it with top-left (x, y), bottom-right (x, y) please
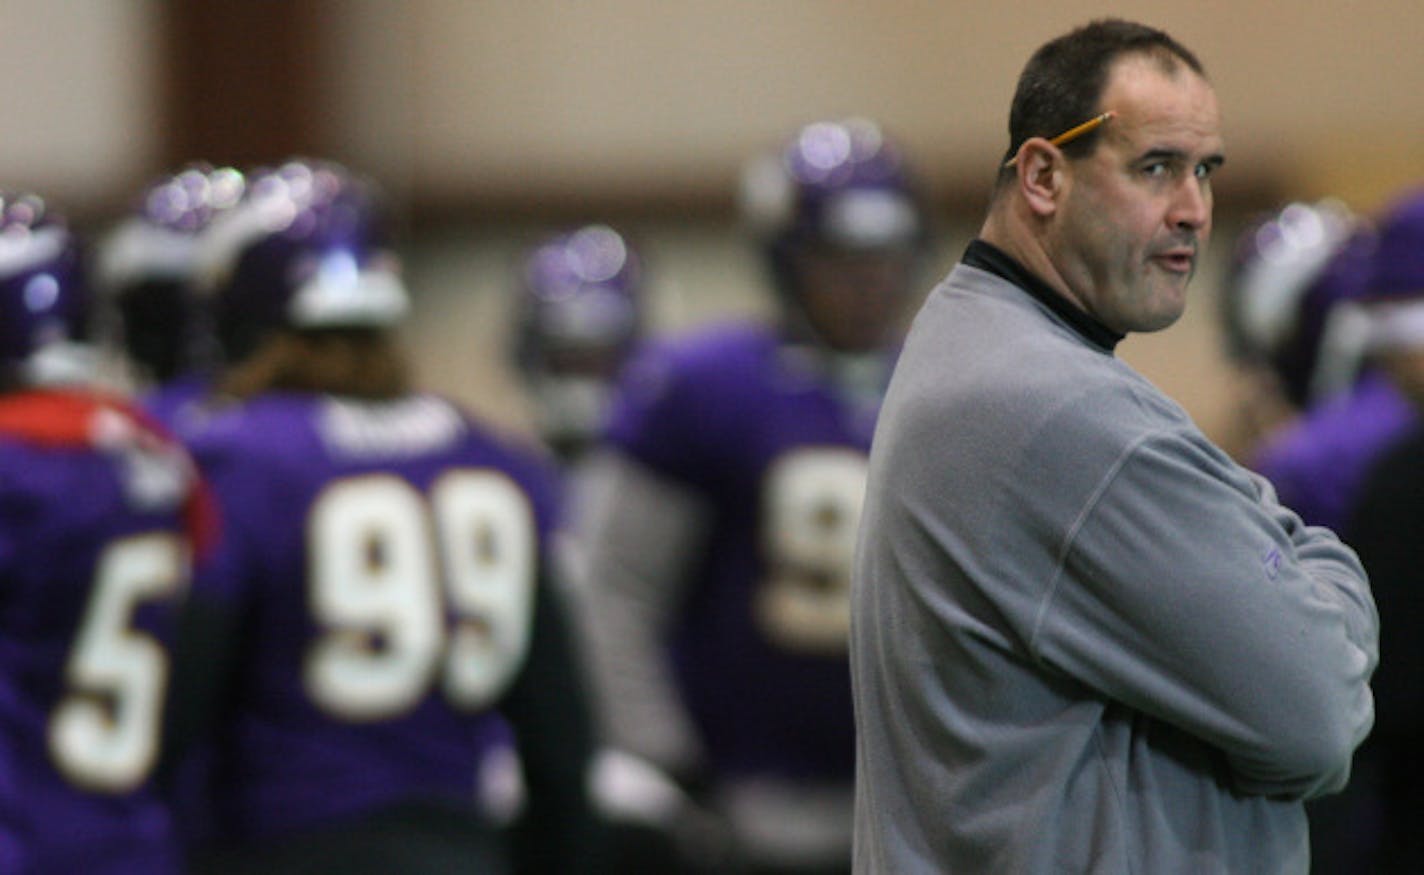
top-left (513, 223), bottom-right (643, 456)
top-left (96, 162), bottom-right (245, 383)
top-left (740, 117), bottom-right (929, 353)
top-left (1350, 185), bottom-right (1424, 403)
top-left (1220, 199), bottom-right (1370, 406)
top-left (1360, 185), bottom-right (1424, 323)
top-left (196, 158), bottom-right (408, 362)
top-left (0, 192), bottom-right (94, 387)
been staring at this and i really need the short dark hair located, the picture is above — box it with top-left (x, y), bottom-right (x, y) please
top-left (998, 19), bottom-right (1205, 183)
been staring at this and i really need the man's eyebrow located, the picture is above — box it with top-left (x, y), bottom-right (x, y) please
top-left (1133, 148), bottom-right (1226, 168)
top-left (1134, 148), bottom-right (1185, 164)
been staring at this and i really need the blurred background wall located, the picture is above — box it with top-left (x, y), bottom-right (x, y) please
top-left (1, 0), bottom-right (1420, 441)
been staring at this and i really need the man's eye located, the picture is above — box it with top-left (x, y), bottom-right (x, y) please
top-left (1142, 163), bottom-right (1170, 178)
top-left (1194, 163), bottom-right (1214, 179)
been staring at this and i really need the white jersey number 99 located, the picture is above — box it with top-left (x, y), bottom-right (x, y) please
top-left (305, 469), bottom-right (536, 721)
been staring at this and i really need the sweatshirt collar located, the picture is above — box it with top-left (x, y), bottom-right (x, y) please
top-left (962, 239), bottom-right (1123, 352)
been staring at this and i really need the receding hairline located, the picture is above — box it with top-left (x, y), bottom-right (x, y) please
top-left (1112, 44), bottom-right (1207, 82)
top-left (1098, 49), bottom-right (1219, 125)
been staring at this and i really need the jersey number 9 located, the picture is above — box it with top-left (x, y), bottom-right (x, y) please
top-left (757, 448), bottom-right (868, 654)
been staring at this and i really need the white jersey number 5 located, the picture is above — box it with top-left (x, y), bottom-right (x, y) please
top-left (49, 533), bottom-right (186, 793)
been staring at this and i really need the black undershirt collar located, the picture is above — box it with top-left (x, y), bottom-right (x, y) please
top-left (962, 239), bottom-right (1123, 352)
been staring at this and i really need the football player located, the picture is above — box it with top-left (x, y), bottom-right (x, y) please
top-left (1235, 200), bottom-right (1420, 533)
top-left (511, 223), bottom-right (645, 463)
top-left (512, 228), bottom-right (709, 869)
top-left (573, 118), bottom-right (931, 874)
top-left (1217, 197), bottom-right (1403, 869)
top-left (94, 163), bottom-right (245, 431)
top-left (0, 192), bottom-right (213, 874)
top-left (161, 159), bottom-right (601, 874)
top-left (1298, 184), bottom-right (1424, 872)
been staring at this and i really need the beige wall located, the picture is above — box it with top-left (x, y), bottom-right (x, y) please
top-left (0, 0), bottom-right (161, 209)
top-left (388, 0), bottom-right (1424, 214)
top-left (4, 2), bottom-right (1419, 216)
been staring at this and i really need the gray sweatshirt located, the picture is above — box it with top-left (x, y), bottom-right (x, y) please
top-left (850, 249), bottom-right (1378, 874)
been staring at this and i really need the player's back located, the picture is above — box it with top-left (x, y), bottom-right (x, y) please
top-left (605, 321), bottom-right (881, 781)
top-left (184, 389), bottom-right (559, 843)
top-left (139, 373), bottom-right (216, 439)
top-left (0, 389), bottom-right (200, 875)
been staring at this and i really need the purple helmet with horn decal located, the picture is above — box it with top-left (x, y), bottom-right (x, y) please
top-left (96, 162), bottom-right (245, 383)
top-left (0, 192), bottom-right (94, 386)
top-left (739, 117), bottom-right (929, 353)
top-left (512, 223), bottom-right (644, 456)
top-left (1220, 199), bottom-right (1372, 406)
top-left (196, 157), bottom-right (408, 363)
top-left (1357, 184), bottom-right (1424, 352)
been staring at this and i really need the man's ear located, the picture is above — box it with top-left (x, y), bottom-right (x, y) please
top-left (1012, 139), bottom-right (1065, 218)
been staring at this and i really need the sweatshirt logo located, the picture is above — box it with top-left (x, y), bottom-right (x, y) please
top-left (1262, 547), bottom-right (1283, 580)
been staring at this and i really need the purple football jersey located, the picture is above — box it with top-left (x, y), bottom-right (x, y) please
top-left (0, 390), bottom-right (203, 875)
top-left (139, 373), bottom-right (215, 438)
top-left (1252, 370), bottom-right (1420, 531)
top-left (605, 322), bottom-right (889, 783)
top-left (184, 391), bottom-right (561, 843)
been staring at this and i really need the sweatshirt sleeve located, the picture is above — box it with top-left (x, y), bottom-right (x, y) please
top-left (570, 449), bottom-right (711, 779)
top-left (1029, 427), bottom-right (1377, 800)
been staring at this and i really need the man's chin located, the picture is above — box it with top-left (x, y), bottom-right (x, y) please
top-left (1140, 297), bottom-right (1187, 333)
top-left (1116, 285), bottom-right (1187, 334)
